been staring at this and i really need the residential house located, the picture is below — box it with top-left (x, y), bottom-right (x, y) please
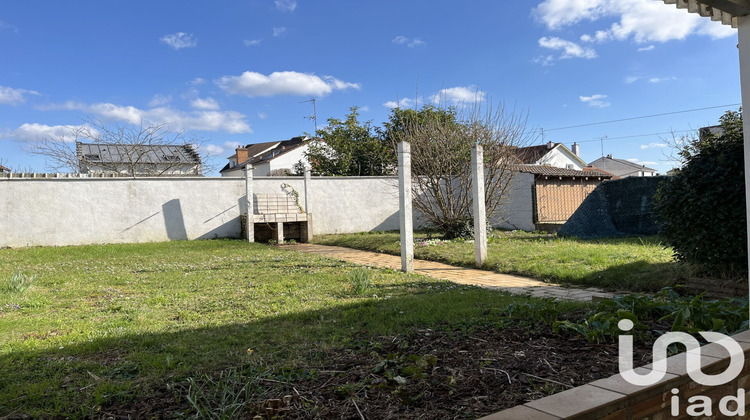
top-left (220, 136), bottom-right (310, 177)
top-left (587, 155), bottom-right (658, 178)
top-left (513, 141), bottom-right (587, 170)
top-left (76, 142), bottom-right (202, 176)
top-left (0, 163), bottom-right (10, 173)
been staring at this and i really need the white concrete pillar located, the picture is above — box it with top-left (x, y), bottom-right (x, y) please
top-left (398, 142), bottom-right (414, 272)
top-left (276, 222), bottom-right (284, 244)
top-left (304, 166), bottom-right (314, 242)
top-left (472, 144), bottom-right (488, 267)
top-left (738, 16), bottom-right (750, 315)
top-left (245, 165), bottom-right (254, 242)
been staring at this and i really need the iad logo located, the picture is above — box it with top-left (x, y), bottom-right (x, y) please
top-left (618, 319), bottom-right (746, 417)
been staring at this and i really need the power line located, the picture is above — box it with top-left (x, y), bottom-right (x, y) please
top-left (574, 128), bottom-right (697, 143)
top-left (544, 103), bottom-right (741, 132)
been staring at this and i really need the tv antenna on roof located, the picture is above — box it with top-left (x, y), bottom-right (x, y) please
top-left (300, 98), bottom-right (317, 134)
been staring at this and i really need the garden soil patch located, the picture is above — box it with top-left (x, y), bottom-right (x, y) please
top-left (100, 324), bottom-right (652, 420)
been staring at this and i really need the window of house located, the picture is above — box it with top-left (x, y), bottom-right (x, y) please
top-left (84, 154), bottom-right (101, 161)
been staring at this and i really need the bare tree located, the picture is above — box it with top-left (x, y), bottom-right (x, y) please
top-left (25, 118), bottom-right (213, 176)
top-left (385, 102), bottom-right (534, 238)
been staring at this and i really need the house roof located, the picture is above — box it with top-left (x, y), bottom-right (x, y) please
top-left (513, 144), bottom-right (556, 164)
top-left (662, 0), bottom-right (750, 28)
top-left (76, 142), bottom-right (201, 165)
top-left (516, 164), bottom-right (613, 178)
top-left (0, 164), bottom-right (9, 173)
top-left (588, 155), bottom-right (658, 174)
top-left (512, 142), bottom-right (588, 168)
top-left (220, 136), bottom-right (308, 173)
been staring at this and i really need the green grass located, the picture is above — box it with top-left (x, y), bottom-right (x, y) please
top-left (0, 239), bottom-right (588, 417)
top-left (313, 230), bottom-right (690, 291)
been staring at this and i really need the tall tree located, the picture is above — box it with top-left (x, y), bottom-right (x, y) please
top-left (385, 103), bottom-right (533, 238)
top-left (304, 107), bottom-right (395, 176)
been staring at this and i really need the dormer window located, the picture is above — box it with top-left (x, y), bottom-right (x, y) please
top-left (84, 154), bottom-right (100, 161)
top-left (162, 155), bottom-right (180, 162)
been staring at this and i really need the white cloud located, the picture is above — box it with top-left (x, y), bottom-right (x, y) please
top-left (243, 39), bottom-right (262, 46)
top-left (257, 111), bottom-right (268, 120)
top-left (579, 31), bottom-right (611, 43)
top-left (624, 76), bottom-right (640, 84)
top-left (216, 71), bottom-right (360, 97)
top-left (626, 158), bottom-right (658, 166)
top-left (160, 32), bottom-right (197, 50)
top-left (638, 45), bottom-right (655, 52)
top-left (190, 78), bottom-right (206, 86)
top-left (190, 97), bottom-right (220, 110)
top-left (202, 141), bottom-right (243, 157)
top-left (274, 0), bottom-right (297, 12)
top-left (532, 55), bottom-right (556, 66)
top-left (47, 101), bottom-right (251, 134)
top-left (383, 98), bottom-right (416, 109)
top-left (0, 85), bottom-right (39, 106)
top-left (12, 123), bottom-right (98, 142)
top-left (359, 106), bottom-right (370, 112)
top-left (392, 36), bottom-right (426, 48)
top-left (148, 94), bottom-right (172, 107)
top-left (534, 0), bottom-right (735, 44)
top-left (649, 76), bottom-right (676, 83)
top-left (624, 75), bottom-right (675, 84)
top-left (640, 142), bottom-right (667, 149)
top-left (579, 94), bottom-right (610, 108)
top-left (430, 86), bottom-right (486, 105)
top-left (538, 37), bottom-right (597, 59)
top-left (273, 26), bottom-right (286, 37)
top-left (0, 20), bottom-right (18, 33)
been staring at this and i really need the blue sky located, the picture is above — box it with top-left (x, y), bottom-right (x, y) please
top-left (0, 0), bottom-right (742, 175)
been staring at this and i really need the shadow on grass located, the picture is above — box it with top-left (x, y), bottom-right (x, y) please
top-left (0, 282), bottom-right (566, 418)
top-left (574, 261), bottom-right (688, 292)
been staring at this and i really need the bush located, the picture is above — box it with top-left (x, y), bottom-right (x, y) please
top-left (653, 110), bottom-right (747, 278)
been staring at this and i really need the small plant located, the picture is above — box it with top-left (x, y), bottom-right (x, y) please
top-left (349, 269), bottom-right (372, 296)
top-left (2, 272), bottom-right (35, 294)
top-left (185, 369), bottom-right (257, 419)
top-left (280, 183), bottom-right (305, 213)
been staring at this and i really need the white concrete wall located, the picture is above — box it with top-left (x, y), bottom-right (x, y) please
top-left (0, 178), bottom-right (245, 247)
top-left (0, 173), bottom-right (535, 248)
top-left (253, 176), bottom-right (402, 233)
top-left (492, 172), bottom-right (535, 231)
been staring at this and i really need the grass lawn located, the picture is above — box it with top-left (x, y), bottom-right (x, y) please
top-left (313, 230), bottom-right (689, 292)
top-left (1, 240), bottom-right (599, 419)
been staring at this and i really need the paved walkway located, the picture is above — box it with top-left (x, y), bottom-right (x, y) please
top-left (281, 243), bottom-right (614, 301)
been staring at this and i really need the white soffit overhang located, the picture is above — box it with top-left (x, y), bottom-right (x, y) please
top-left (663, 0), bottom-right (750, 27)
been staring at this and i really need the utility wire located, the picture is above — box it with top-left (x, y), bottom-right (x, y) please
top-left (574, 129), bottom-right (696, 143)
top-left (544, 103), bottom-right (741, 132)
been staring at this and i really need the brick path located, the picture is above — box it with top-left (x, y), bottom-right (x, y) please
top-left (281, 243), bottom-right (614, 301)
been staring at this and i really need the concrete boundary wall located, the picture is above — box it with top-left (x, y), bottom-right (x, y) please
top-left (481, 330), bottom-right (750, 419)
top-left (0, 176), bottom-right (406, 247)
top-left (0, 174), bottom-right (533, 248)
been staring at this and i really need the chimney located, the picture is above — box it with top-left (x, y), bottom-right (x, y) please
top-left (571, 142), bottom-right (580, 157)
top-left (547, 141), bottom-right (554, 149)
top-left (236, 146), bottom-right (249, 165)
